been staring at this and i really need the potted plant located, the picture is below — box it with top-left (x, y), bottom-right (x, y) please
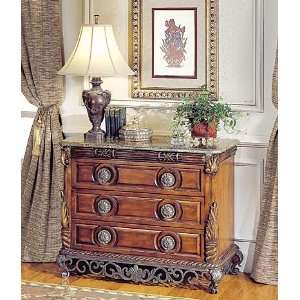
top-left (172, 90), bottom-right (238, 139)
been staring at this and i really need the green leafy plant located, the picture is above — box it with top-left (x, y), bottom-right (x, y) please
top-left (172, 90), bottom-right (239, 136)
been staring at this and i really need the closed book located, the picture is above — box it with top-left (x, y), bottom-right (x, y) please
top-left (105, 107), bottom-right (111, 139)
top-left (120, 107), bottom-right (126, 127)
top-left (110, 108), bottom-right (116, 139)
top-left (115, 108), bottom-right (121, 138)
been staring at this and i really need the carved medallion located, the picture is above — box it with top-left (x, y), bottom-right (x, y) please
top-left (205, 155), bottom-right (220, 176)
top-left (97, 230), bottom-right (112, 245)
top-left (160, 204), bottom-right (176, 220)
top-left (160, 172), bottom-right (176, 187)
top-left (97, 199), bottom-right (112, 215)
top-left (158, 152), bottom-right (181, 162)
top-left (94, 148), bottom-right (115, 159)
top-left (160, 235), bottom-right (176, 251)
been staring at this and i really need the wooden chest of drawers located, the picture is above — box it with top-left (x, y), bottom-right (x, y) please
top-left (57, 136), bottom-right (243, 294)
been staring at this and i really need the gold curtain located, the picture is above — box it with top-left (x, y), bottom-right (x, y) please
top-left (21, 0), bottom-right (64, 262)
top-left (251, 50), bottom-right (278, 284)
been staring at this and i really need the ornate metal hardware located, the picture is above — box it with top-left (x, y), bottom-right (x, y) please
top-left (97, 229), bottom-right (112, 245)
top-left (160, 204), bottom-right (176, 220)
top-left (94, 165), bottom-right (118, 185)
top-left (96, 198), bottom-right (112, 215)
top-left (94, 227), bottom-right (117, 247)
top-left (156, 232), bottom-right (181, 253)
top-left (160, 172), bottom-right (176, 187)
top-left (156, 168), bottom-right (181, 190)
top-left (98, 168), bottom-right (112, 184)
top-left (156, 201), bottom-right (182, 222)
top-left (160, 235), bottom-right (176, 251)
top-left (58, 243), bottom-right (243, 294)
top-left (94, 148), bottom-right (115, 159)
top-left (158, 152), bottom-right (181, 162)
top-left (95, 196), bottom-right (118, 217)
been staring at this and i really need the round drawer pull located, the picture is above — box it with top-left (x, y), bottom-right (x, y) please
top-left (94, 165), bottom-right (118, 185)
top-left (156, 168), bottom-right (181, 190)
top-left (97, 229), bottom-right (112, 245)
top-left (97, 167), bottom-right (112, 184)
top-left (160, 204), bottom-right (176, 220)
top-left (160, 235), bottom-right (176, 251)
top-left (160, 172), bottom-right (176, 187)
top-left (97, 198), bottom-right (112, 215)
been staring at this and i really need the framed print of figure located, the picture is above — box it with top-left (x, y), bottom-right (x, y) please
top-left (152, 8), bottom-right (197, 79)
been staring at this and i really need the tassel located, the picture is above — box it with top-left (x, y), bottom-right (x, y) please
top-left (32, 113), bottom-right (44, 157)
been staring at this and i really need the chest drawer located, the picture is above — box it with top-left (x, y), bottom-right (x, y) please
top-left (72, 190), bottom-right (204, 229)
top-left (71, 220), bottom-right (204, 261)
top-left (71, 159), bottom-right (204, 196)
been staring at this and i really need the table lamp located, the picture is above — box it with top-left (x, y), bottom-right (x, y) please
top-left (58, 15), bottom-right (134, 142)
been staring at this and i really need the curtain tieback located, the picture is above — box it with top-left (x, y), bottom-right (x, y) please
top-left (32, 104), bottom-right (59, 157)
top-left (32, 110), bottom-right (45, 157)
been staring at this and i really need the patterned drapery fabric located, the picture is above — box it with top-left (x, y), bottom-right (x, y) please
top-left (251, 50), bottom-right (278, 284)
top-left (21, 0), bottom-right (64, 262)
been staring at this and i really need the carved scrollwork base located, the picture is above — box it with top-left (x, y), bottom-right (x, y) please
top-left (57, 244), bottom-right (243, 294)
top-left (224, 249), bottom-right (244, 275)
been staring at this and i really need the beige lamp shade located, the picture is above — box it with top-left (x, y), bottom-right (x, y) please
top-left (58, 24), bottom-right (134, 77)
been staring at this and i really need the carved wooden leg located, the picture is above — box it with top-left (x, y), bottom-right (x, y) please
top-left (227, 249), bottom-right (244, 275)
top-left (208, 268), bottom-right (224, 294)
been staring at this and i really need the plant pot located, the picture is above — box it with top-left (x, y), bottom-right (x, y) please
top-left (191, 122), bottom-right (217, 138)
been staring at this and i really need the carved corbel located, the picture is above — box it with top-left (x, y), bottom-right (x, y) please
top-left (61, 191), bottom-right (70, 248)
top-left (204, 154), bottom-right (219, 176)
top-left (61, 146), bottom-right (71, 167)
top-left (205, 202), bottom-right (218, 263)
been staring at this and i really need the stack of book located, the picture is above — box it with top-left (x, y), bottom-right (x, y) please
top-left (105, 106), bottom-right (127, 139)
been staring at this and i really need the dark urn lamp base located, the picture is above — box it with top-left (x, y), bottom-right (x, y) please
top-left (82, 77), bottom-right (111, 143)
top-left (84, 130), bottom-right (106, 143)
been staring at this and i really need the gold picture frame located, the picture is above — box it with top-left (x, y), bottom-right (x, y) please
top-left (129, 0), bottom-right (219, 100)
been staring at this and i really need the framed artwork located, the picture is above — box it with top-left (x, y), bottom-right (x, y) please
top-left (152, 8), bottom-right (197, 79)
top-left (129, 0), bottom-right (219, 100)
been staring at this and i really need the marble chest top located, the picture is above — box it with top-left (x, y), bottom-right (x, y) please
top-left (62, 135), bottom-right (239, 155)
